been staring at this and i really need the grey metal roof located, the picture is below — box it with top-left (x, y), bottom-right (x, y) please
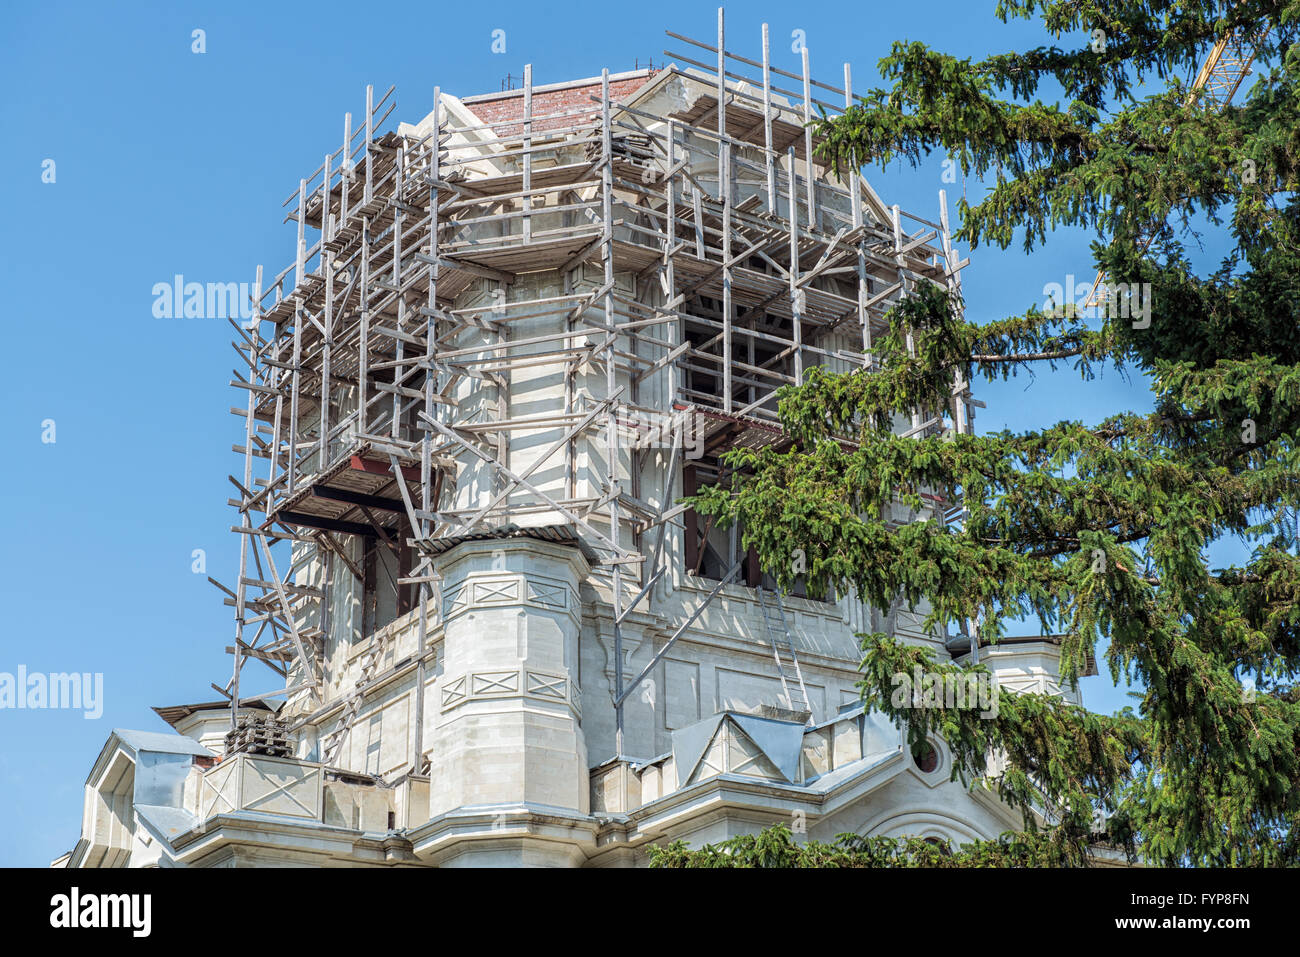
top-left (671, 710), bottom-right (807, 785)
top-left (113, 728), bottom-right (213, 757)
top-left (135, 804), bottom-right (198, 840)
top-left (728, 713), bottom-right (806, 783)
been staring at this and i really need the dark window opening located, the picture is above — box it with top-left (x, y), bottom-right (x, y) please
top-left (360, 533), bottom-right (419, 638)
top-left (682, 457), bottom-right (828, 603)
top-left (912, 741), bottom-right (939, 773)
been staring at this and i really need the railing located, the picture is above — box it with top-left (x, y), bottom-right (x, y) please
top-left (197, 753), bottom-right (419, 833)
top-left (198, 753), bottom-right (323, 822)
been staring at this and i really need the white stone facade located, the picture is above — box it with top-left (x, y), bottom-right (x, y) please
top-left (58, 530), bottom-right (1080, 867)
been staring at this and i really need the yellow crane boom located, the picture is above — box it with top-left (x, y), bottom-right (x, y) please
top-left (1083, 23), bottom-right (1265, 307)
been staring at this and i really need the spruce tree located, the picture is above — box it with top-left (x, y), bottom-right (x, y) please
top-left (687, 0), bottom-right (1300, 866)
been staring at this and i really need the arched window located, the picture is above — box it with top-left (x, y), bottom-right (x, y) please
top-left (912, 740), bottom-right (939, 773)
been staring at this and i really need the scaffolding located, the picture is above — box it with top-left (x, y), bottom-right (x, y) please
top-left (214, 9), bottom-right (974, 767)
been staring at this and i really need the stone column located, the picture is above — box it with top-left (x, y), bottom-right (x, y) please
top-left (427, 537), bottom-right (590, 819)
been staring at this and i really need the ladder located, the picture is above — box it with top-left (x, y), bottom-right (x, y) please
top-left (322, 636), bottom-right (387, 764)
top-left (758, 587), bottom-right (810, 717)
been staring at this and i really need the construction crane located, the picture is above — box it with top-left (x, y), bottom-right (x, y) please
top-left (1084, 21), bottom-right (1266, 307)
top-left (1193, 23), bottom-right (1266, 108)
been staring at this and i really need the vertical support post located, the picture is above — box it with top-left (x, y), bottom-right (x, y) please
top-left (846, 64), bottom-right (871, 368)
top-left (716, 7), bottom-right (726, 203)
top-left (722, 140), bottom-right (733, 413)
top-left (341, 112), bottom-right (352, 218)
top-left (414, 86), bottom-right (443, 775)
top-left (845, 64), bottom-right (860, 231)
top-left (666, 121), bottom-right (678, 318)
top-left (561, 82), bottom-right (578, 504)
top-left (364, 84), bottom-right (374, 205)
top-left (494, 323), bottom-right (508, 491)
top-left (762, 23), bottom-right (776, 214)
top-left (716, 0), bottom-right (730, 449)
top-left (722, 135), bottom-right (736, 564)
top-left (295, 178), bottom-right (307, 288)
top-left (523, 65), bottom-right (533, 245)
top-left (717, 1), bottom-right (730, 427)
top-left (267, 310), bottom-right (285, 516)
top-left (787, 147), bottom-right (803, 386)
top-left (691, 185), bottom-right (704, 259)
top-left (893, 204), bottom-right (922, 435)
top-left (321, 154), bottom-right (333, 472)
top-left (936, 186), bottom-right (977, 664)
top-left (665, 120), bottom-right (680, 601)
top-left (391, 145), bottom-right (405, 440)
top-left (802, 47), bottom-right (815, 232)
top-left (360, 215), bottom-right (371, 436)
top-left (601, 69), bottom-right (625, 759)
top-left (289, 179), bottom-right (306, 494)
top-left (938, 189), bottom-right (968, 436)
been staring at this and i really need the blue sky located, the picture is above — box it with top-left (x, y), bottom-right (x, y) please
top-left (0, 0), bottom-right (1234, 865)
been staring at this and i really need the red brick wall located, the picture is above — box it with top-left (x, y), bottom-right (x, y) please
top-left (466, 73), bottom-right (657, 138)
